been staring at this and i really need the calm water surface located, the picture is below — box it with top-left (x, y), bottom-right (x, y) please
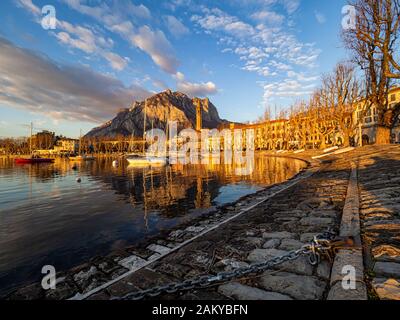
top-left (0, 154), bottom-right (306, 294)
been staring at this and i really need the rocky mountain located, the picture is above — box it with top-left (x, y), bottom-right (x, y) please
top-left (85, 90), bottom-right (226, 137)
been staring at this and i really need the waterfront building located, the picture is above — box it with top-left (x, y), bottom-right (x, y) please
top-left (29, 130), bottom-right (56, 150)
top-left (54, 138), bottom-right (79, 154)
top-left (221, 87), bottom-right (400, 150)
top-left (354, 86), bottom-right (400, 145)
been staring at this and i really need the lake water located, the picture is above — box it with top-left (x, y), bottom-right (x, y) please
top-left (0, 154), bottom-right (306, 295)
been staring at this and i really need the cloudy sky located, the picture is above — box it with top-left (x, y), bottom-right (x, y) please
top-left (0, 0), bottom-right (348, 138)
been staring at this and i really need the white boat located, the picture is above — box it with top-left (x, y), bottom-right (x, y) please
top-left (126, 155), bottom-right (167, 166)
top-left (69, 155), bottom-right (95, 161)
top-left (69, 129), bottom-right (95, 161)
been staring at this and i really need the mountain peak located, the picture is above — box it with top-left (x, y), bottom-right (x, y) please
top-left (86, 91), bottom-right (225, 138)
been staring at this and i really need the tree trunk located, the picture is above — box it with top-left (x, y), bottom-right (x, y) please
top-left (320, 136), bottom-right (327, 150)
top-left (342, 133), bottom-right (351, 147)
top-left (375, 126), bottom-right (391, 144)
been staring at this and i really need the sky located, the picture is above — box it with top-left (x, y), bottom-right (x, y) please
top-left (0, 0), bottom-right (350, 138)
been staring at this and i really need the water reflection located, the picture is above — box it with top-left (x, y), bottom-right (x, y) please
top-left (0, 154), bottom-right (306, 295)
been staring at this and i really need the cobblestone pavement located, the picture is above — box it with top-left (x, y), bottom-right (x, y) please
top-left (346, 145), bottom-right (400, 300)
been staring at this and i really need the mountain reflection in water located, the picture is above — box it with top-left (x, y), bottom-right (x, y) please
top-left (0, 154), bottom-right (306, 295)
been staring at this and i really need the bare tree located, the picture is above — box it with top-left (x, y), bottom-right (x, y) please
top-left (343, 0), bottom-right (400, 142)
top-left (310, 90), bottom-right (336, 149)
top-left (322, 63), bottom-right (360, 146)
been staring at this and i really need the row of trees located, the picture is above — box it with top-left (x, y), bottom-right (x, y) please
top-left (287, 62), bottom-right (360, 149)
top-left (262, 0), bottom-right (400, 148)
top-left (0, 138), bottom-right (29, 155)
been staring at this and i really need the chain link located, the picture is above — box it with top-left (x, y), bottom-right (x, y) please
top-left (112, 230), bottom-right (339, 301)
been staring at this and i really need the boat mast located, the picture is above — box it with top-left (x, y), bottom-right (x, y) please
top-left (79, 129), bottom-right (82, 155)
top-left (143, 99), bottom-right (147, 154)
top-left (29, 122), bottom-right (33, 154)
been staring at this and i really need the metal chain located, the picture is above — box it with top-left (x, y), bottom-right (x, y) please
top-left (112, 230), bottom-right (338, 301)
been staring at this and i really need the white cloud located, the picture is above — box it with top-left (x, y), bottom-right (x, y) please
top-left (287, 71), bottom-right (319, 82)
top-left (281, 0), bottom-right (300, 15)
top-left (62, 0), bottom-right (179, 75)
top-left (16, 1), bottom-right (128, 71)
top-left (55, 22), bottom-right (98, 54)
top-left (0, 38), bottom-right (150, 123)
top-left (251, 11), bottom-right (285, 26)
top-left (164, 15), bottom-right (190, 38)
top-left (174, 72), bottom-right (218, 97)
top-left (63, 0), bottom-right (151, 21)
top-left (314, 11), bottom-right (326, 24)
top-left (102, 52), bottom-right (128, 71)
top-left (55, 21), bottom-right (127, 71)
top-left (191, 6), bottom-right (320, 110)
top-left (262, 79), bottom-right (315, 101)
top-left (15, 0), bottom-right (40, 15)
top-left (131, 26), bottom-right (179, 74)
top-left (191, 8), bottom-right (255, 38)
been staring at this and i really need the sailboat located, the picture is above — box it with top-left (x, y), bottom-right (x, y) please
top-left (69, 129), bottom-right (95, 161)
top-left (15, 122), bottom-right (55, 164)
top-left (126, 99), bottom-right (167, 166)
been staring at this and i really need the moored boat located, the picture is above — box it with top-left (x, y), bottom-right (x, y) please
top-left (126, 155), bottom-right (167, 166)
top-left (15, 157), bottom-right (54, 164)
top-left (69, 155), bottom-right (95, 161)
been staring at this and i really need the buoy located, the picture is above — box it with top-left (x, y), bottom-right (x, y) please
top-left (76, 177), bottom-right (81, 183)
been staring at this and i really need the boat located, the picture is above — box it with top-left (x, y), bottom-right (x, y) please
top-left (15, 157), bottom-right (54, 164)
top-left (69, 155), bottom-right (95, 161)
top-left (14, 122), bottom-right (55, 164)
top-left (126, 155), bottom-right (167, 166)
top-left (68, 129), bottom-right (95, 161)
top-left (126, 99), bottom-right (167, 167)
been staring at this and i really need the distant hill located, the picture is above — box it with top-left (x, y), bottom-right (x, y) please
top-left (85, 90), bottom-right (227, 138)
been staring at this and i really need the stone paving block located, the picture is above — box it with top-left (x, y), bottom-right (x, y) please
top-left (330, 249), bottom-right (365, 286)
top-left (300, 233), bottom-right (317, 242)
top-left (300, 217), bottom-right (333, 227)
top-left (215, 258), bottom-right (249, 271)
top-left (218, 282), bottom-right (292, 300)
top-left (263, 239), bottom-right (281, 249)
top-left (147, 244), bottom-right (172, 255)
top-left (247, 248), bottom-right (288, 263)
top-left (327, 281), bottom-right (367, 300)
top-left (372, 278), bottom-right (400, 300)
top-left (262, 231), bottom-right (294, 239)
top-left (259, 272), bottom-right (326, 300)
top-left (374, 262), bottom-right (400, 278)
top-left (118, 255), bottom-right (147, 270)
top-left (317, 260), bottom-right (331, 281)
top-left (372, 245), bottom-right (400, 263)
top-left (279, 239), bottom-right (304, 251)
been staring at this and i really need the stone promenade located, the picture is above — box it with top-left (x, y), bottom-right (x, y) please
top-left (348, 145), bottom-right (400, 300)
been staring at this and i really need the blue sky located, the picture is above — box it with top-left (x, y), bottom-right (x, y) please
top-left (0, 0), bottom-right (349, 138)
